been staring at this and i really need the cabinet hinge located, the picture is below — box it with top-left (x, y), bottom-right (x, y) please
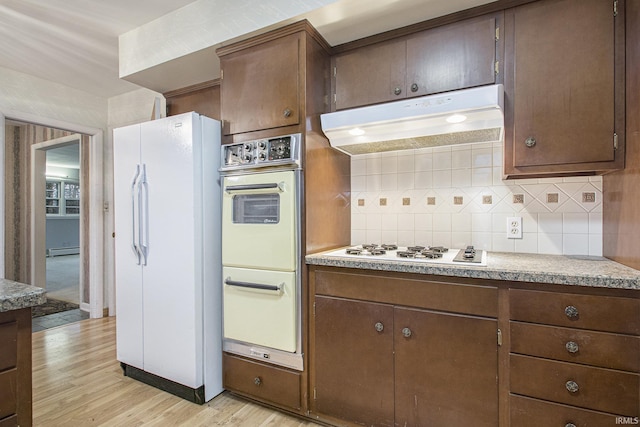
top-left (614, 0), bottom-right (618, 17)
top-left (494, 60), bottom-right (500, 75)
top-left (497, 329), bottom-right (502, 346)
top-left (614, 133), bottom-right (619, 150)
top-left (313, 387), bottom-right (317, 400)
top-left (495, 26), bottom-right (500, 41)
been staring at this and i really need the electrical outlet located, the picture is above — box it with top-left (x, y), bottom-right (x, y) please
top-left (507, 217), bottom-right (522, 239)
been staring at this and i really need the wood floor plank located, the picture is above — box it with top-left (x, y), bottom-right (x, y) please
top-left (32, 317), bottom-right (323, 426)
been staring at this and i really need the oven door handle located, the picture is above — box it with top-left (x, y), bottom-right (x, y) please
top-left (224, 277), bottom-right (284, 293)
top-left (225, 182), bottom-right (284, 193)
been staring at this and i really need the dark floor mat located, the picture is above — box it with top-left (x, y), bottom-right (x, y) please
top-left (32, 298), bottom-right (79, 318)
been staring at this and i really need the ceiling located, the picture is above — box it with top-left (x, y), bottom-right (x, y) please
top-left (0, 0), bottom-right (495, 99)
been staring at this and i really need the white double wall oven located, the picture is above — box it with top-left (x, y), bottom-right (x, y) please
top-left (220, 134), bottom-right (303, 370)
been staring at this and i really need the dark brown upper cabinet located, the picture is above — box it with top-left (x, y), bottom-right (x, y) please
top-left (503, 0), bottom-right (625, 178)
top-left (405, 15), bottom-right (498, 98)
top-left (164, 80), bottom-right (221, 120)
top-left (333, 38), bottom-right (407, 111)
top-left (332, 13), bottom-right (501, 111)
top-left (218, 32), bottom-right (301, 135)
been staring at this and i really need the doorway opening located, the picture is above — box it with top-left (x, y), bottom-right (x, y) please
top-left (32, 138), bottom-right (90, 329)
top-left (44, 139), bottom-right (81, 301)
top-left (2, 116), bottom-right (104, 325)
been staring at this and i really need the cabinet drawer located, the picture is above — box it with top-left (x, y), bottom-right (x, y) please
top-left (223, 353), bottom-right (301, 411)
top-left (510, 354), bottom-right (640, 416)
top-left (0, 369), bottom-right (17, 420)
top-left (510, 289), bottom-right (640, 334)
top-left (0, 415), bottom-right (17, 427)
top-left (510, 394), bottom-right (621, 426)
top-left (511, 321), bottom-right (640, 372)
top-left (0, 321), bottom-right (17, 372)
top-left (315, 270), bottom-right (497, 317)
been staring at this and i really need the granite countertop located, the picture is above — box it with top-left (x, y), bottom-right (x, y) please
top-left (306, 250), bottom-right (640, 290)
top-left (0, 278), bottom-right (47, 312)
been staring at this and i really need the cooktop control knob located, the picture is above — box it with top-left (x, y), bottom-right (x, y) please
top-left (463, 245), bottom-right (476, 259)
top-left (257, 140), bottom-right (267, 150)
top-left (243, 142), bottom-right (253, 151)
top-left (243, 154), bottom-right (252, 163)
top-left (258, 152), bottom-right (267, 161)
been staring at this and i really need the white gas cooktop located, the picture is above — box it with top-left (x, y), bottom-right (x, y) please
top-left (323, 245), bottom-right (488, 267)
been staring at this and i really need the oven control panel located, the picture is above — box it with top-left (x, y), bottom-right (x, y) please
top-left (220, 133), bottom-right (301, 171)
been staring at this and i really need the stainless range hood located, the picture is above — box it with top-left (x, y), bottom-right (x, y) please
top-left (321, 84), bottom-right (504, 155)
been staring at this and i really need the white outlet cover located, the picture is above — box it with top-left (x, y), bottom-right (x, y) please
top-left (507, 216), bottom-right (523, 239)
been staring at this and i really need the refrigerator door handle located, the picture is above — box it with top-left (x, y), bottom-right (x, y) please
top-left (130, 164), bottom-right (142, 265)
top-left (139, 163), bottom-right (149, 266)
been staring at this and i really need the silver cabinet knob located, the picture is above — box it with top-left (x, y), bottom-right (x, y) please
top-left (394, 87), bottom-right (402, 96)
top-left (565, 380), bottom-right (579, 393)
top-left (283, 108), bottom-right (292, 118)
top-left (410, 83), bottom-right (419, 92)
top-left (401, 327), bottom-right (412, 338)
top-left (566, 423), bottom-right (577, 427)
top-left (524, 136), bottom-right (536, 147)
top-left (566, 341), bottom-right (579, 353)
top-left (565, 305), bottom-right (579, 319)
top-left (254, 376), bottom-right (262, 386)
top-left (375, 322), bottom-right (384, 332)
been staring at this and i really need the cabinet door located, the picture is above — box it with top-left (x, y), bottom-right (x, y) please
top-left (505, 0), bottom-right (621, 175)
top-left (220, 33), bottom-right (300, 135)
top-left (406, 15), bottom-right (497, 97)
top-left (394, 307), bottom-right (498, 427)
top-left (312, 296), bottom-right (394, 426)
top-left (334, 38), bottom-right (406, 110)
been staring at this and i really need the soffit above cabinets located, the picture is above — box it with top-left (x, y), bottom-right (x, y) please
top-left (0, 0), bottom-right (497, 97)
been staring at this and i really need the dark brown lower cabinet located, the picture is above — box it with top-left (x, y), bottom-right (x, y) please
top-left (312, 295), bottom-right (498, 427)
top-left (0, 308), bottom-right (32, 427)
top-left (510, 394), bottom-right (621, 427)
top-left (394, 307), bottom-right (498, 427)
top-left (509, 288), bottom-right (640, 423)
top-left (223, 353), bottom-right (303, 412)
top-left (313, 297), bottom-right (394, 426)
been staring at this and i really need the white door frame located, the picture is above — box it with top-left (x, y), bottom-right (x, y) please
top-left (0, 110), bottom-right (104, 318)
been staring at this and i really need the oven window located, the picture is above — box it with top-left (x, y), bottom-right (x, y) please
top-left (232, 194), bottom-right (280, 224)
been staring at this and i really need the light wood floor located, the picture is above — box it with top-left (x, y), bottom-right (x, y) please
top-left (32, 317), bottom-right (323, 426)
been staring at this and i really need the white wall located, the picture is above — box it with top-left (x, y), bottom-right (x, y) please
top-left (0, 66), bottom-right (107, 129)
top-left (351, 142), bottom-right (603, 256)
top-left (46, 218), bottom-right (80, 251)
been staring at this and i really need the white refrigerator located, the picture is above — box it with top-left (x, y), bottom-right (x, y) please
top-left (113, 112), bottom-right (223, 403)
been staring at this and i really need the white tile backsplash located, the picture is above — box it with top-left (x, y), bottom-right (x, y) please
top-left (350, 145), bottom-right (603, 256)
